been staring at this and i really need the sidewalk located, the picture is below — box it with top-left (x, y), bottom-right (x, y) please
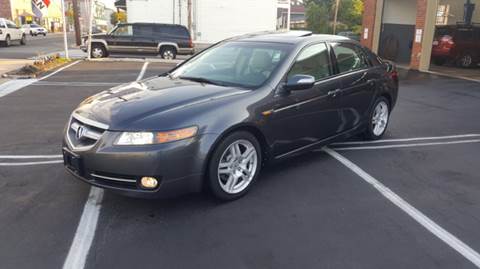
top-left (0, 59), bottom-right (34, 77)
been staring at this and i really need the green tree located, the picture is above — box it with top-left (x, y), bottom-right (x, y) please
top-left (110, 12), bottom-right (127, 25)
top-left (304, 0), bottom-right (364, 34)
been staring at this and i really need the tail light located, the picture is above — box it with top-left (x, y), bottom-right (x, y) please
top-left (441, 35), bottom-right (455, 48)
top-left (189, 38), bottom-right (193, 48)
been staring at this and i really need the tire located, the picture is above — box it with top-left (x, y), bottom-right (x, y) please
top-left (457, 53), bottom-right (474, 68)
top-left (91, 44), bottom-right (107, 58)
top-left (364, 97), bottom-right (390, 140)
top-left (43, 33), bottom-right (46, 36)
top-left (207, 131), bottom-right (262, 201)
top-left (4, 35), bottom-right (11, 47)
top-left (20, 34), bottom-right (26, 45)
top-left (160, 46), bottom-right (177, 60)
top-left (30, 31), bottom-right (34, 36)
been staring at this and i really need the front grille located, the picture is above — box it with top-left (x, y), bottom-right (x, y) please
top-left (66, 114), bottom-right (108, 150)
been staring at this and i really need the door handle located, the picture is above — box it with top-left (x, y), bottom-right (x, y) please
top-left (327, 89), bottom-right (341, 98)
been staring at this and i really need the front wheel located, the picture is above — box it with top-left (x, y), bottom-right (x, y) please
top-left (4, 35), bottom-right (11, 47)
top-left (91, 44), bottom-right (107, 58)
top-left (207, 131), bottom-right (262, 201)
top-left (457, 53), bottom-right (474, 68)
top-left (364, 97), bottom-right (390, 140)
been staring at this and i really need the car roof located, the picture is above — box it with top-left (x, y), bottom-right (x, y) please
top-left (228, 31), bottom-right (351, 45)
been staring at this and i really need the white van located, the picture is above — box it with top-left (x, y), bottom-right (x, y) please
top-left (0, 18), bottom-right (26, 47)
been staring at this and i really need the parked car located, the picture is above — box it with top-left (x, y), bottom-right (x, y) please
top-left (432, 24), bottom-right (480, 68)
top-left (64, 31), bottom-right (398, 200)
top-left (21, 23), bottom-right (48, 36)
top-left (80, 23), bottom-right (195, 59)
top-left (337, 31), bottom-right (361, 41)
top-left (0, 18), bottom-right (26, 47)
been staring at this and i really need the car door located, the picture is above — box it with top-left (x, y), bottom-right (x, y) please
top-left (331, 42), bottom-right (376, 133)
top-left (6, 20), bottom-right (21, 39)
top-left (132, 24), bottom-right (157, 53)
top-left (268, 43), bottom-right (343, 157)
top-left (108, 24), bottom-right (135, 53)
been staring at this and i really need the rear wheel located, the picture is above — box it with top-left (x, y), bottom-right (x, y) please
top-left (4, 35), bottom-right (11, 47)
top-left (160, 46), bottom-right (177, 60)
top-left (20, 34), bottom-right (26, 45)
top-left (457, 53), bottom-right (474, 68)
top-left (207, 131), bottom-right (262, 201)
top-left (364, 97), bottom-right (390, 140)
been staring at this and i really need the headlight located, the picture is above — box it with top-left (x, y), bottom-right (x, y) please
top-left (115, 126), bottom-right (198, 145)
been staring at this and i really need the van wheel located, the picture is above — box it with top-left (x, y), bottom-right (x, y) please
top-left (91, 44), bottom-right (106, 58)
top-left (4, 35), bottom-right (11, 47)
top-left (457, 53), bottom-right (474, 68)
top-left (160, 46), bottom-right (177, 60)
top-left (364, 97), bottom-right (390, 140)
top-left (20, 34), bottom-right (26, 45)
top-left (207, 131), bottom-right (262, 201)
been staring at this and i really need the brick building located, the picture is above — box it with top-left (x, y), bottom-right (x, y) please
top-left (0, 0), bottom-right (13, 19)
top-left (361, 0), bottom-right (480, 72)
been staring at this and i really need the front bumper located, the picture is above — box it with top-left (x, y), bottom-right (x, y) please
top-left (63, 132), bottom-right (218, 198)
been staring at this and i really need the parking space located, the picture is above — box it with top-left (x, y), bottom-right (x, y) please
top-left (0, 61), bottom-right (479, 269)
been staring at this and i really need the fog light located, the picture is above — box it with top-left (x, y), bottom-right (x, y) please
top-left (140, 177), bottom-right (158, 189)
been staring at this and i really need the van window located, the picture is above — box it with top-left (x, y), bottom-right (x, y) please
top-left (134, 25), bottom-right (154, 37)
top-left (111, 25), bottom-right (133, 36)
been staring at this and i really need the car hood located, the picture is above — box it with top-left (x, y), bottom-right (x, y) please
top-left (74, 77), bottom-right (249, 131)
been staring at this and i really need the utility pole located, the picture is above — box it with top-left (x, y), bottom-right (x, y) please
top-left (333, 0), bottom-right (340, 35)
top-left (87, 0), bottom-right (95, 60)
top-left (72, 0), bottom-right (81, 46)
top-left (187, 0), bottom-right (192, 35)
top-left (61, 0), bottom-right (69, 59)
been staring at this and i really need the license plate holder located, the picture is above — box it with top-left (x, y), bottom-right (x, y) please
top-left (63, 148), bottom-right (84, 176)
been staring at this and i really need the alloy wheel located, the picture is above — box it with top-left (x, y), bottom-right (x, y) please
top-left (372, 100), bottom-right (389, 136)
top-left (162, 50), bottom-right (174, 60)
top-left (92, 47), bottom-right (104, 58)
top-left (5, 36), bottom-right (10, 47)
top-left (461, 55), bottom-right (473, 68)
top-left (217, 139), bottom-right (258, 194)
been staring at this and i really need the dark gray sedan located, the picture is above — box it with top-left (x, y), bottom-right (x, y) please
top-left (63, 31), bottom-right (399, 200)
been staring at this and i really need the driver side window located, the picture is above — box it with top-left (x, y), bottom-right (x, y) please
top-left (112, 25), bottom-right (132, 36)
top-left (288, 43), bottom-right (332, 82)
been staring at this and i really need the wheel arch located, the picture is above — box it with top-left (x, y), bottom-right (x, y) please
top-left (201, 123), bottom-right (271, 189)
top-left (158, 43), bottom-right (179, 53)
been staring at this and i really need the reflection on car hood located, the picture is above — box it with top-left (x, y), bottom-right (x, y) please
top-left (74, 77), bottom-right (248, 130)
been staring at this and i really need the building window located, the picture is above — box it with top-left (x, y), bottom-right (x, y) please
top-left (436, 4), bottom-right (450, 25)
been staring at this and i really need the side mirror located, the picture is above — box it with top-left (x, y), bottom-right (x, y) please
top-left (285, 74), bottom-right (315, 91)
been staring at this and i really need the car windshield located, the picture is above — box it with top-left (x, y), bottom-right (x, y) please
top-left (171, 41), bottom-right (293, 88)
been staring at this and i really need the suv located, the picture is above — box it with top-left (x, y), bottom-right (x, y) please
top-left (21, 23), bottom-right (48, 36)
top-left (0, 18), bottom-right (26, 47)
top-left (81, 23), bottom-right (195, 59)
top-left (432, 24), bottom-right (480, 68)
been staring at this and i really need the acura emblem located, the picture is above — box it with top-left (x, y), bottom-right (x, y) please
top-left (76, 126), bottom-right (88, 140)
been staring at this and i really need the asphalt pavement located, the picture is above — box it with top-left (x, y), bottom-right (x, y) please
top-left (0, 33), bottom-right (76, 59)
top-left (0, 61), bottom-right (479, 269)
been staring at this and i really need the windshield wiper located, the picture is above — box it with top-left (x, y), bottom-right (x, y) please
top-left (178, 76), bottom-right (223, 86)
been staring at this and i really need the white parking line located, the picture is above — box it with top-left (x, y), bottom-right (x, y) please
top-left (136, 61), bottom-right (149, 81)
top-left (62, 187), bottom-right (104, 269)
top-left (332, 134), bottom-right (480, 146)
top-left (0, 155), bottom-right (63, 159)
top-left (332, 139), bottom-right (480, 151)
top-left (323, 147), bottom-right (480, 268)
top-left (62, 61), bottom-right (149, 269)
top-left (0, 160), bottom-right (63, 166)
top-left (40, 60), bottom-right (80, 81)
top-left (0, 60), bottom-right (80, 99)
